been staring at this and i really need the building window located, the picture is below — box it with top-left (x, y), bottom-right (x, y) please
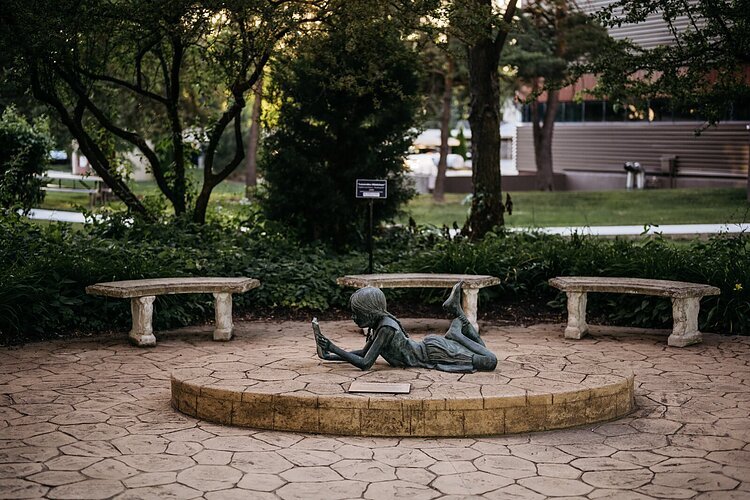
top-left (583, 101), bottom-right (606, 122)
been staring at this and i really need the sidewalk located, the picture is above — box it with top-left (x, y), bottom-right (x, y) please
top-left (513, 222), bottom-right (750, 237)
top-left (24, 209), bottom-right (750, 237)
top-left (25, 208), bottom-right (89, 224)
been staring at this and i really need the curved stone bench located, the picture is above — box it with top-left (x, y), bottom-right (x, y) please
top-left (549, 276), bottom-right (720, 347)
top-left (337, 273), bottom-right (500, 332)
top-left (86, 277), bottom-right (260, 347)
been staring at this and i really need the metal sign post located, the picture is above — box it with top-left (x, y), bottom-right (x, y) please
top-left (355, 179), bottom-right (387, 274)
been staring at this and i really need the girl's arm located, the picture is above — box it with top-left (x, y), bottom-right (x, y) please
top-left (313, 318), bottom-right (373, 360)
top-left (315, 323), bottom-right (390, 370)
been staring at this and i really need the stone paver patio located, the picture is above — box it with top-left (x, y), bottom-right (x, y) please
top-left (1, 319), bottom-right (748, 499)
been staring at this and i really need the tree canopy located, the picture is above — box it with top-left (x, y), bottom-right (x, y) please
top-left (591, 0), bottom-right (750, 126)
top-left (0, 106), bottom-right (51, 212)
top-left (505, 0), bottom-right (608, 190)
top-left (1, 0), bottom-right (328, 222)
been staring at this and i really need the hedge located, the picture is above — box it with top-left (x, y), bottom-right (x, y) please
top-left (1, 213), bottom-right (747, 344)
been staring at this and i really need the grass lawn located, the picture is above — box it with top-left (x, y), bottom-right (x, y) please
top-left (401, 188), bottom-right (750, 228)
top-left (39, 177), bottom-right (247, 212)
top-left (39, 178), bottom-right (749, 228)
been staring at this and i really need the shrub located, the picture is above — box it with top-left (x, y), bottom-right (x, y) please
top-left (1, 215), bottom-right (747, 344)
top-left (259, 12), bottom-right (420, 247)
top-left (0, 212), bottom-right (363, 344)
top-left (0, 106), bottom-right (50, 212)
top-left (400, 229), bottom-right (750, 334)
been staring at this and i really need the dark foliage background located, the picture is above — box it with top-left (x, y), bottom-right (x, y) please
top-left (259, 13), bottom-right (420, 247)
top-left (0, 107), bottom-right (49, 212)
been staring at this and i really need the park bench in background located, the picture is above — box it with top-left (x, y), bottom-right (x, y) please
top-left (86, 277), bottom-right (260, 347)
top-left (39, 170), bottom-right (112, 207)
top-left (337, 273), bottom-right (500, 332)
top-left (549, 276), bottom-right (721, 347)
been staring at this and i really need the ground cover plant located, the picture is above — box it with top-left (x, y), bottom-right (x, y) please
top-left (397, 228), bottom-right (750, 334)
top-left (2, 209), bottom-right (747, 345)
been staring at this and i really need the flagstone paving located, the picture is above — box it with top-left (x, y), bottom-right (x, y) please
top-left (0, 319), bottom-right (748, 499)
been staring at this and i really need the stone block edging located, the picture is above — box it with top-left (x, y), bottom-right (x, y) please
top-left (171, 372), bottom-right (634, 437)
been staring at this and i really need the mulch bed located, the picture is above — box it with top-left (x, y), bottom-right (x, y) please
top-left (237, 300), bottom-right (565, 328)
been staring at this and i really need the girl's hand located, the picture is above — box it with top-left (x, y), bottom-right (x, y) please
top-left (312, 318), bottom-right (331, 357)
top-left (315, 330), bottom-right (331, 352)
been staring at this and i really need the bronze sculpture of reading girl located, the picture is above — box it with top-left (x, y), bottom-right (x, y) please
top-left (313, 282), bottom-right (497, 373)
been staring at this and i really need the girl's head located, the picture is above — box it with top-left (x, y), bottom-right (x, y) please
top-left (349, 287), bottom-right (387, 328)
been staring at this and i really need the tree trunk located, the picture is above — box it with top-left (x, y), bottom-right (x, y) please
top-left (192, 180), bottom-right (217, 225)
top-left (245, 76), bottom-right (263, 196)
top-left (534, 0), bottom-right (566, 192)
top-left (534, 88), bottom-right (560, 191)
top-left (464, 0), bottom-right (517, 239)
top-left (167, 41), bottom-right (187, 216)
top-left (433, 57), bottom-right (453, 203)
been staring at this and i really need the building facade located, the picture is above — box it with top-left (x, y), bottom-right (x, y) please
top-left (515, 0), bottom-right (749, 190)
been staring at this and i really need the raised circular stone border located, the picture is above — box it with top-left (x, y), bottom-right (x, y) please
top-left (171, 358), bottom-right (634, 437)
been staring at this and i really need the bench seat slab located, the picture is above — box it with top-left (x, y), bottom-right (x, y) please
top-left (548, 277), bottom-right (720, 299)
top-left (86, 277), bottom-right (260, 298)
top-left (337, 273), bottom-right (501, 289)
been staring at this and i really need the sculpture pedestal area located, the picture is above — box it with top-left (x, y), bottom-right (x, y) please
top-left (171, 321), bottom-right (634, 437)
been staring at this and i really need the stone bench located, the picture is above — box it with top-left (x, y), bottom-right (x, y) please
top-left (336, 273), bottom-right (500, 332)
top-left (548, 276), bottom-right (720, 347)
top-left (86, 277), bottom-right (260, 347)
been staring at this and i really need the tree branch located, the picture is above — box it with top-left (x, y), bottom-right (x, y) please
top-left (213, 104), bottom-right (246, 185)
top-left (495, 0), bottom-right (519, 52)
top-left (50, 62), bottom-right (176, 205)
top-left (203, 45), bottom-right (271, 181)
top-left (167, 35), bottom-right (186, 214)
top-left (28, 64), bottom-right (150, 218)
top-left (76, 65), bottom-right (168, 105)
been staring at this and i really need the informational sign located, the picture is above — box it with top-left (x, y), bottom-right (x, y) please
top-left (355, 179), bottom-right (387, 199)
top-left (355, 179), bottom-right (387, 274)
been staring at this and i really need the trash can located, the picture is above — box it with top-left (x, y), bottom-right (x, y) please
top-left (660, 155), bottom-right (677, 188)
top-left (624, 161), bottom-right (645, 190)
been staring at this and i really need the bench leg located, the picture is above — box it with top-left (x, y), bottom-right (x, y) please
top-left (462, 287), bottom-right (480, 333)
top-left (130, 296), bottom-right (156, 347)
top-left (564, 292), bottom-right (589, 339)
top-left (213, 292), bottom-right (234, 341)
top-left (669, 297), bottom-right (702, 347)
